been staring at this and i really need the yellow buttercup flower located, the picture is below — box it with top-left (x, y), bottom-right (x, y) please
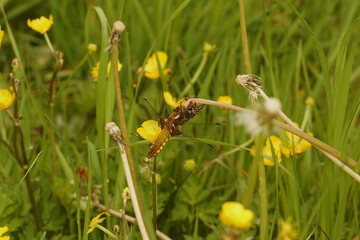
top-left (163, 91), bottom-right (185, 109)
top-left (217, 96), bottom-right (233, 110)
top-left (0, 87), bottom-right (15, 110)
top-left (251, 136), bottom-right (283, 166)
top-left (137, 120), bottom-right (161, 144)
top-left (27, 15), bottom-right (53, 34)
top-left (87, 212), bottom-right (110, 234)
top-left (277, 217), bottom-right (298, 240)
top-left (281, 123), bottom-right (313, 158)
top-left (0, 226), bottom-right (10, 240)
top-left (143, 51), bottom-right (170, 79)
top-left (0, 25), bottom-right (4, 48)
top-left (219, 202), bottom-right (254, 229)
top-left (90, 60), bottom-right (123, 82)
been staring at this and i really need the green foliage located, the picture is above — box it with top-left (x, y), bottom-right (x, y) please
top-left (0, 0), bottom-right (360, 239)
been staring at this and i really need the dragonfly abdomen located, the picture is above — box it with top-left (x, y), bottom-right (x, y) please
top-left (147, 126), bottom-right (172, 159)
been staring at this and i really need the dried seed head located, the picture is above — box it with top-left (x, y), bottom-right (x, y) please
top-left (113, 21), bottom-right (125, 33)
top-left (236, 74), bottom-right (263, 104)
top-left (264, 97), bottom-right (281, 115)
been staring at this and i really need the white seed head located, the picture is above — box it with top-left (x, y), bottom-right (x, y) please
top-left (264, 98), bottom-right (281, 115)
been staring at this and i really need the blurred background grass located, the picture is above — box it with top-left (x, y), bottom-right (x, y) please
top-left (0, 0), bottom-right (359, 239)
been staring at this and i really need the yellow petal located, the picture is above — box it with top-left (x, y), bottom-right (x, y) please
top-left (0, 226), bottom-right (9, 236)
top-left (219, 202), bottom-right (254, 229)
top-left (217, 96), bottom-right (233, 110)
top-left (27, 14), bottom-right (53, 34)
top-left (163, 92), bottom-right (178, 109)
top-left (295, 132), bottom-right (313, 154)
top-left (282, 125), bottom-right (313, 156)
top-left (137, 120), bottom-right (161, 144)
top-left (106, 60), bottom-right (123, 77)
top-left (0, 25), bottom-right (4, 48)
top-left (0, 87), bottom-right (15, 110)
top-left (87, 212), bottom-right (110, 234)
top-left (251, 136), bottom-right (282, 166)
top-left (144, 51), bottom-right (169, 79)
top-left (90, 61), bottom-right (100, 82)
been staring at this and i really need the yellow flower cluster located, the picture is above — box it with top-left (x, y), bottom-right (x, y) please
top-left (219, 201), bottom-right (254, 229)
top-left (0, 87), bottom-right (15, 110)
top-left (251, 123), bottom-right (313, 166)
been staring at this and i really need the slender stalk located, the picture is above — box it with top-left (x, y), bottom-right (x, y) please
top-left (110, 21), bottom-right (152, 238)
top-left (237, 0), bottom-right (252, 74)
top-left (96, 224), bottom-right (118, 240)
top-left (122, 199), bottom-right (128, 240)
top-left (152, 157), bottom-right (157, 231)
top-left (184, 98), bottom-right (360, 182)
top-left (106, 122), bottom-right (149, 239)
top-left (256, 134), bottom-right (267, 240)
top-left (242, 147), bottom-right (258, 207)
top-left (96, 203), bottom-right (171, 240)
top-left (48, 54), bottom-right (63, 177)
top-left (178, 51), bottom-right (209, 98)
top-left (54, 53), bottom-right (90, 101)
top-left (6, 111), bottom-right (42, 230)
top-left (43, 33), bottom-right (55, 54)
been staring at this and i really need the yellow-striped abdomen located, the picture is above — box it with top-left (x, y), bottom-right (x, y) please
top-left (147, 126), bottom-right (171, 159)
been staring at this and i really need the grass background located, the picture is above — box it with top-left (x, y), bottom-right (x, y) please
top-left (0, 0), bottom-right (359, 239)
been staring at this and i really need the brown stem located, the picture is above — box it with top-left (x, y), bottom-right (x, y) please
top-left (48, 53), bottom-right (63, 176)
top-left (96, 203), bottom-right (171, 240)
top-left (6, 111), bottom-right (42, 230)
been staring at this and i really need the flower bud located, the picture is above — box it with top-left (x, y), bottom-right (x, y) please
top-left (305, 97), bottom-right (314, 107)
top-left (87, 43), bottom-right (97, 54)
top-left (121, 187), bottom-right (131, 200)
top-left (184, 159), bottom-right (196, 173)
top-left (11, 58), bottom-right (21, 70)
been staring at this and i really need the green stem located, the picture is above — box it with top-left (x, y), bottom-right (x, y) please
top-left (237, 0), bottom-right (252, 74)
top-left (48, 58), bottom-right (62, 177)
top-left (242, 148), bottom-right (258, 207)
top-left (97, 224), bottom-right (118, 240)
top-left (6, 111), bottom-right (43, 230)
top-left (122, 200), bottom-right (128, 240)
top-left (152, 158), bottom-right (157, 231)
top-left (43, 32), bottom-right (55, 54)
top-left (54, 53), bottom-right (90, 101)
top-left (256, 134), bottom-right (267, 240)
top-left (178, 52), bottom-right (209, 98)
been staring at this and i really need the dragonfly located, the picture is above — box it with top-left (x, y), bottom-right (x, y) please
top-left (145, 98), bottom-right (203, 160)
